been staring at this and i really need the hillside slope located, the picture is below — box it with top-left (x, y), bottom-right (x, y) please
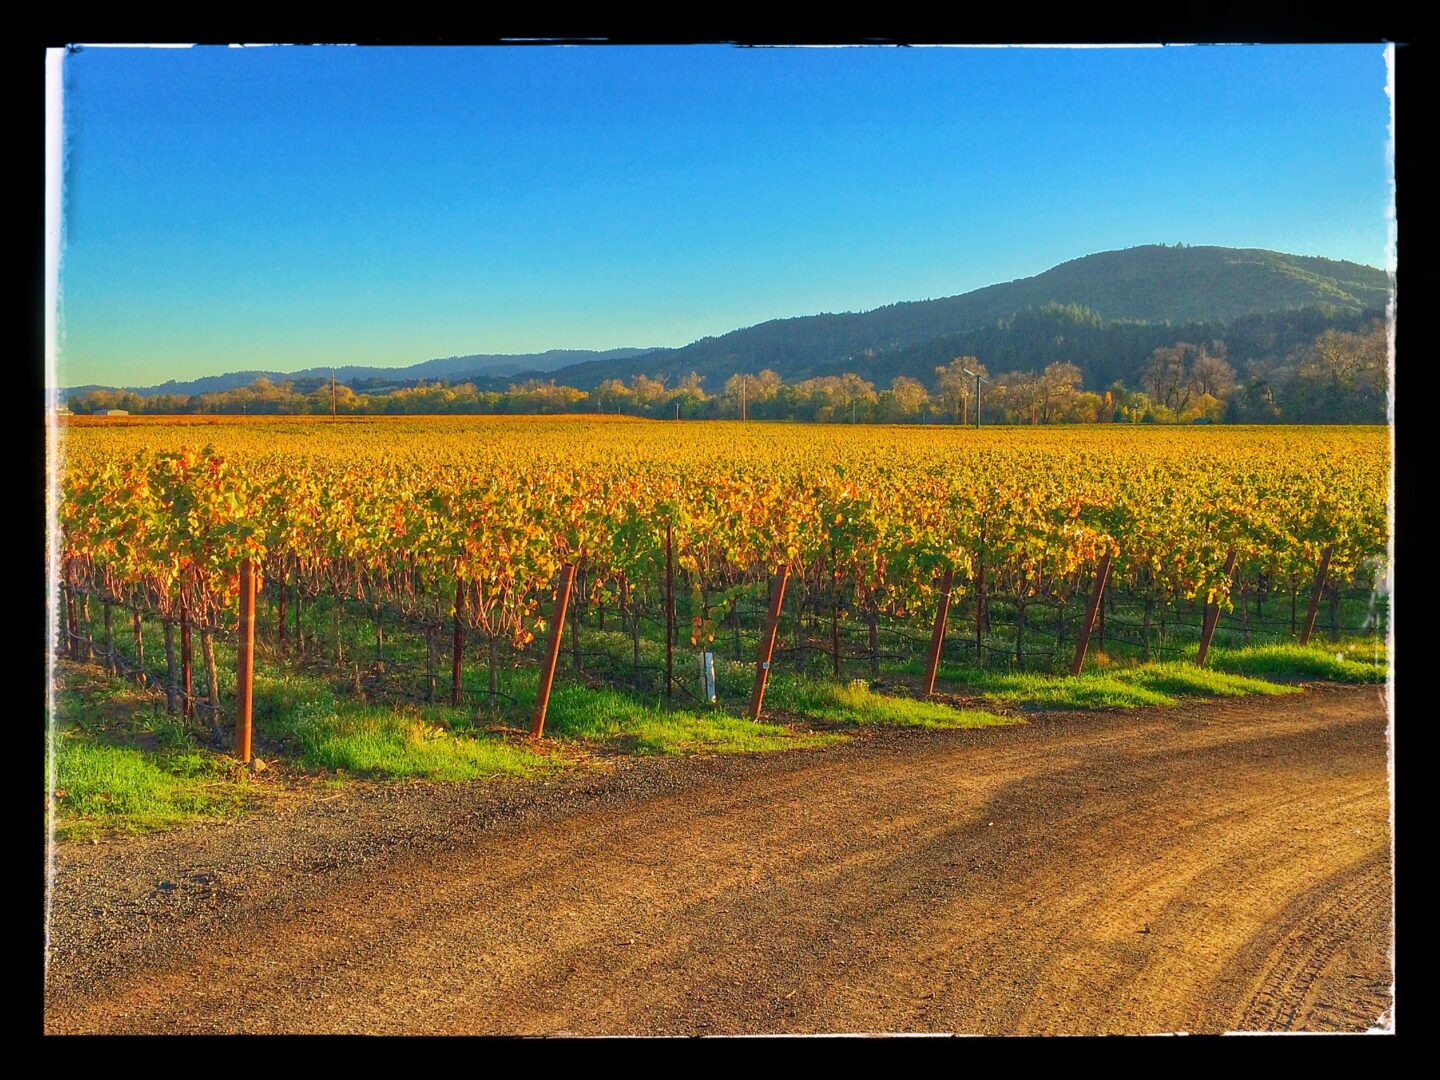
top-left (539, 245), bottom-right (1388, 389)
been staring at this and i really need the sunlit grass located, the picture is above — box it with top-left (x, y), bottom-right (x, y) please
top-left (537, 683), bottom-right (839, 754)
top-left (1110, 662), bottom-right (1300, 698)
top-left (763, 675), bottom-right (1014, 729)
top-left (1204, 643), bottom-right (1386, 684)
top-left (930, 657), bottom-right (1304, 709)
top-left (50, 735), bottom-right (245, 839)
top-left (254, 671), bottom-right (549, 779)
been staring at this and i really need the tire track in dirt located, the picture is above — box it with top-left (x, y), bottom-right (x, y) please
top-left (1215, 848), bottom-right (1392, 1032)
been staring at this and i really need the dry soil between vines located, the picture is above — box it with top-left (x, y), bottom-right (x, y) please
top-left (44, 684), bottom-right (1393, 1035)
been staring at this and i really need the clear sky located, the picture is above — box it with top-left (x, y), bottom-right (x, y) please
top-left (54, 43), bottom-right (1393, 388)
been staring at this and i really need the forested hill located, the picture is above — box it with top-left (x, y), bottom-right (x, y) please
top-left (541, 245), bottom-right (1390, 389)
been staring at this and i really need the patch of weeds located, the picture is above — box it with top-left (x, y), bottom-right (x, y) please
top-left (143, 714), bottom-right (193, 749)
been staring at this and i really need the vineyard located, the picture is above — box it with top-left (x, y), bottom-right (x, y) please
top-left (53, 417), bottom-right (1391, 770)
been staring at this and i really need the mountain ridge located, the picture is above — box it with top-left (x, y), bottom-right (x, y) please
top-left (540, 244), bottom-right (1388, 390)
top-left (67, 348), bottom-right (659, 399)
top-left (68, 245), bottom-right (1389, 396)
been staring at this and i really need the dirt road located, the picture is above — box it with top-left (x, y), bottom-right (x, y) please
top-left (44, 685), bottom-right (1393, 1035)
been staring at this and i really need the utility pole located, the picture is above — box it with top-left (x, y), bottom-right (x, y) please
top-left (331, 370), bottom-right (337, 420)
top-left (741, 377), bottom-right (747, 421)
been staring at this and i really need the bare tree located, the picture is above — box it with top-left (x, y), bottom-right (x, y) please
top-left (935, 357), bottom-right (983, 424)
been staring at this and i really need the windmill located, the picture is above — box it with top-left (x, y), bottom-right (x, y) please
top-left (963, 367), bottom-right (989, 428)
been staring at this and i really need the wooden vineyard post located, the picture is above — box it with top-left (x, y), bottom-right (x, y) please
top-left (62, 584), bottom-right (75, 658)
top-left (425, 626), bottom-right (437, 703)
top-left (922, 568), bottom-right (956, 697)
top-left (102, 601), bottom-right (115, 675)
top-left (621, 575), bottom-right (641, 688)
top-left (78, 592), bottom-right (92, 662)
top-left (235, 558), bottom-right (256, 765)
top-left (181, 611), bottom-right (193, 723)
top-left (866, 600), bottom-right (880, 679)
top-left (665, 524), bottom-right (675, 699)
top-left (132, 609), bottom-right (146, 686)
top-left (163, 620), bottom-right (177, 715)
top-left (749, 564), bottom-right (790, 721)
top-left (58, 583), bottom-right (68, 658)
top-left (830, 547), bottom-right (841, 679)
top-left (1070, 552), bottom-right (1113, 676)
top-left (531, 563), bottom-right (577, 740)
top-left (451, 578), bottom-right (465, 707)
top-left (1195, 548), bottom-right (1238, 668)
top-left (277, 576), bottom-right (288, 652)
top-left (1299, 547), bottom-right (1334, 646)
top-left (373, 603), bottom-right (385, 675)
top-left (201, 629), bottom-right (221, 742)
top-left (974, 544), bottom-right (987, 665)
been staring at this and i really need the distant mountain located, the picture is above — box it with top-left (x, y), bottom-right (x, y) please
top-left (543, 245), bottom-right (1390, 389)
top-left (75, 348), bottom-right (657, 397)
top-left (68, 245), bottom-right (1390, 400)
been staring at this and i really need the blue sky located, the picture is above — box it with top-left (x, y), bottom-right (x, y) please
top-left (55, 44), bottom-right (1393, 387)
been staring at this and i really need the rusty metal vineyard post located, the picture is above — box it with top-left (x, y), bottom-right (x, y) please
top-left (531, 563), bottom-right (577, 740)
top-left (1299, 546), bottom-right (1334, 646)
top-left (922, 568), bottom-right (956, 697)
top-left (1070, 552), bottom-right (1113, 676)
top-left (235, 558), bottom-right (256, 765)
top-left (1195, 548), bottom-right (1238, 668)
top-left (749, 564), bottom-right (790, 721)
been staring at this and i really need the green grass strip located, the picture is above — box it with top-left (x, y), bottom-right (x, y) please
top-left (763, 675), bottom-right (1013, 729)
top-left (539, 684), bottom-right (840, 754)
top-left (1204, 643), bottom-right (1387, 684)
top-left (51, 735), bottom-right (245, 839)
top-left (933, 658), bottom-right (1303, 710)
top-left (1110, 662), bottom-right (1301, 698)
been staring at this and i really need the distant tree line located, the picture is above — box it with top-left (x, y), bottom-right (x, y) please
top-left (67, 319), bottom-right (1388, 425)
